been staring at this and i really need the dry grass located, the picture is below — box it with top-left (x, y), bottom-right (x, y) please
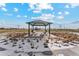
top-left (51, 32), bottom-right (79, 43)
top-left (0, 29), bottom-right (28, 33)
top-left (51, 29), bottom-right (79, 33)
top-left (0, 28), bottom-right (79, 33)
top-left (0, 28), bottom-right (79, 43)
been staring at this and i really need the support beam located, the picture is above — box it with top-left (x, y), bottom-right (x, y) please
top-left (28, 23), bottom-right (30, 36)
top-left (49, 24), bottom-right (50, 38)
top-left (45, 25), bottom-right (47, 34)
top-left (32, 26), bottom-right (34, 33)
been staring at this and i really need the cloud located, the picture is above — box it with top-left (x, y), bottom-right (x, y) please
top-left (33, 9), bottom-right (41, 13)
top-left (58, 12), bottom-right (62, 15)
top-left (0, 3), bottom-right (6, 7)
top-left (58, 11), bottom-right (69, 16)
top-left (69, 3), bottom-right (79, 8)
top-left (29, 3), bottom-right (36, 10)
top-left (29, 3), bottom-right (54, 13)
top-left (16, 15), bottom-right (21, 18)
top-left (14, 8), bottom-right (18, 12)
top-left (24, 15), bottom-right (27, 18)
top-left (65, 3), bottom-right (79, 8)
top-left (4, 13), bottom-right (13, 16)
top-left (65, 11), bottom-right (69, 15)
top-left (40, 14), bottom-right (55, 21)
top-left (1, 7), bottom-right (7, 12)
top-left (31, 13), bottom-right (55, 22)
top-left (57, 15), bottom-right (64, 20)
top-left (0, 3), bottom-right (7, 12)
top-left (41, 14), bottom-right (55, 18)
top-left (16, 15), bottom-right (27, 18)
top-left (37, 3), bottom-right (54, 10)
top-left (65, 4), bottom-right (70, 8)
top-left (21, 3), bottom-right (24, 5)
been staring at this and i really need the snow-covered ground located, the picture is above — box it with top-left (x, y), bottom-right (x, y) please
top-left (0, 32), bottom-right (79, 56)
top-left (48, 34), bottom-right (79, 50)
top-left (0, 32), bottom-right (52, 56)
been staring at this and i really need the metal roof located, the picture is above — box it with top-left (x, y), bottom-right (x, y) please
top-left (26, 20), bottom-right (52, 26)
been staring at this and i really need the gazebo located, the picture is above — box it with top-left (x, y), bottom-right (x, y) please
top-left (26, 20), bottom-right (52, 37)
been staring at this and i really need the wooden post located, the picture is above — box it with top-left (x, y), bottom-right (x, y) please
top-left (45, 25), bottom-right (47, 34)
top-left (32, 25), bottom-right (34, 33)
top-left (49, 24), bottom-right (50, 38)
top-left (28, 23), bottom-right (30, 37)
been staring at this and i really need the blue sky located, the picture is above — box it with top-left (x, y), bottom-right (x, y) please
top-left (0, 3), bottom-right (79, 28)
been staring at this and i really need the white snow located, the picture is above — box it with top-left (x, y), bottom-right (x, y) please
top-left (0, 32), bottom-right (79, 56)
